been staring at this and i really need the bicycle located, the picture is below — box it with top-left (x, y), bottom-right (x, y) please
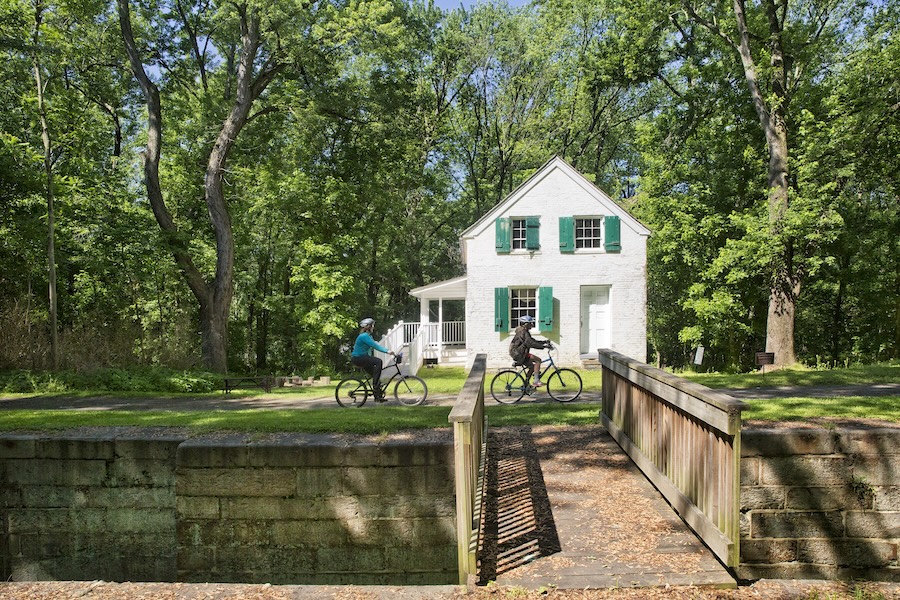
top-left (334, 352), bottom-right (428, 407)
top-left (490, 343), bottom-right (583, 403)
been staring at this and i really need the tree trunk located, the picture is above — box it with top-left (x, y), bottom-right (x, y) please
top-left (732, 0), bottom-right (798, 366)
top-left (118, 0), bottom-right (281, 372)
top-left (31, 0), bottom-right (58, 369)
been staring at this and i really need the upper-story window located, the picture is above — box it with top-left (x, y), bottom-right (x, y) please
top-left (496, 217), bottom-right (540, 253)
top-left (559, 215), bottom-right (621, 253)
top-left (575, 218), bottom-right (604, 249)
top-left (511, 219), bottom-right (528, 249)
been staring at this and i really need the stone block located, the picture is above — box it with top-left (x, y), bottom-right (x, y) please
top-left (270, 519), bottom-right (351, 548)
top-left (737, 562), bottom-right (840, 581)
top-left (385, 544), bottom-right (457, 571)
top-left (295, 467), bottom-right (344, 497)
top-left (86, 486), bottom-right (175, 509)
top-left (78, 507), bottom-right (175, 534)
top-left (316, 546), bottom-right (385, 572)
top-left (739, 539), bottom-right (797, 564)
top-left (355, 494), bottom-right (455, 519)
top-left (178, 519), bottom-right (273, 547)
top-left (340, 441), bottom-right (382, 467)
top-left (176, 495), bottom-right (220, 520)
top-left (852, 454), bottom-right (900, 486)
top-left (176, 437), bottom-right (251, 468)
top-left (750, 510), bottom-right (845, 539)
top-left (176, 545), bottom-right (214, 572)
top-left (760, 456), bottom-right (851, 487)
top-left (7, 508), bottom-right (71, 534)
top-left (841, 429), bottom-right (900, 456)
top-left (377, 438), bottom-right (454, 467)
top-left (108, 459), bottom-right (175, 487)
top-left (740, 486), bottom-right (785, 510)
top-left (36, 437), bottom-right (116, 460)
top-left (221, 495), bottom-right (354, 521)
top-left (5, 459), bottom-right (107, 486)
top-left (743, 429), bottom-right (835, 456)
top-left (247, 436), bottom-right (344, 468)
top-left (740, 457), bottom-right (760, 486)
top-left (798, 539), bottom-right (897, 567)
top-left (176, 468), bottom-right (295, 497)
top-left (787, 485), bottom-right (873, 510)
top-left (875, 486), bottom-right (900, 511)
top-left (0, 436), bottom-right (36, 459)
top-left (845, 511), bottom-right (900, 539)
top-left (739, 511), bottom-right (751, 538)
top-left (115, 438), bottom-right (183, 461)
top-left (342, 465), bottom-right (454, 496)
top-left (213, 545), bottom-right (318, 576)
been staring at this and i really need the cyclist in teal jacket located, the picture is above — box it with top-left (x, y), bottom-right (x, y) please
top-left (351, 318), bottom-right (395, 399)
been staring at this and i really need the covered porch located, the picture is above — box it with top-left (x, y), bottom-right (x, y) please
top-left (380, 276), bottom-right (468, 372)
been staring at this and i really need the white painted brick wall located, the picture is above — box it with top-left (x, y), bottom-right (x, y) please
top-left (463, 164), bottom-right (648, 369)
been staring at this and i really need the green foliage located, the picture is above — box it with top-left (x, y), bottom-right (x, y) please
top-left (1, 0), bottom-right (898, 377)
top-left (0, 368), bottom-right (220, 394)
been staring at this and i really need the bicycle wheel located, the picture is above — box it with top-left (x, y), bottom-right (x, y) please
top-left (335, 378), bottom-right (369, 407)
top-left (546, 368), bottom-right (583, 402)
top-left (490, 370), bottom-right (527, 404)
top-left (394, 376), bottom-right (428, 406)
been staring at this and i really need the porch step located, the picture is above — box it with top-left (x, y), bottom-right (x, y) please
top-left (581, 357), bottom-right (602, 370)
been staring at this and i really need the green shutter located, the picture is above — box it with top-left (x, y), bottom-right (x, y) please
top-left (559, 217), bottom-right (575, 253)
top-left (604, 215), bottom-right (621, 252)
top-left (538, 287), bottom-right (553, 329)
top-left (525, 216), bottom-right (540, 250)
top-left (495, 218), bottom-right (511, 254)
top-left (494, 287), bottom-right (509, 332)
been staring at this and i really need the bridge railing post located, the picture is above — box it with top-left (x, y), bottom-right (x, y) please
top-left (449, 353), bottom-right (487, 585)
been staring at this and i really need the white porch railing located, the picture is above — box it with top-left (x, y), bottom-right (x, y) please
top-left (377, 321), bottom-right (466, 376)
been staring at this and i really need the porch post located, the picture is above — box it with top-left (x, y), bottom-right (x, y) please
top-left (438, 298), bottom-right (445, 357)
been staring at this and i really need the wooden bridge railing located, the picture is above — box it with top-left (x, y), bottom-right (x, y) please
top-left (449, 353), bottom-right (488, 584)
top-left (599, 349), bottom-right (747, 568)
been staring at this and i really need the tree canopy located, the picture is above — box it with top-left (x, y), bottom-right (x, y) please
top-left (1, 0), bottom-right (897, 373)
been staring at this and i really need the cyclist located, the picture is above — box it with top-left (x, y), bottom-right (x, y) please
top-left (509, 315), bottom-right (551, 388)
top-left (351, 318), bottom-right (395, 400)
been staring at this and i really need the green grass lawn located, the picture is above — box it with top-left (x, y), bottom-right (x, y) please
top-left (1, 363), bottom-right (897, 431)
top-left (0, 403), bottom-right (602, 434)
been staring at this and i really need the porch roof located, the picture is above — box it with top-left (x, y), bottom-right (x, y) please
top-left (409, 275), bottom-right (467, 300)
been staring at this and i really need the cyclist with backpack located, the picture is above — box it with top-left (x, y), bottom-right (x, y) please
top-left (509, 315), bottom-right (551, 388)
top-left (352, 318), bottom-right (395, 400)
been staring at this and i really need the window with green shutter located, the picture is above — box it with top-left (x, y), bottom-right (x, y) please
top-left (604, 215), bottom-right (621, 252)
top-left (494, 287), bottom-right (509, 331)
top-left (559, 217), bottom-right (575, 253)
top-left (538, 287), bottom-right (553, 329)
top-left (495, 218), bottom-right (511, 254)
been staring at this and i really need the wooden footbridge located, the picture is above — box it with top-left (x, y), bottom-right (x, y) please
top-left (451, 351), bottom-right (746, 590)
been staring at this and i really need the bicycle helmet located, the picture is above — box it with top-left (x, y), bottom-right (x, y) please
top-left (519, 315), bottom-right (536, 325)
top-left (359, 317), bottom-right (375, 328)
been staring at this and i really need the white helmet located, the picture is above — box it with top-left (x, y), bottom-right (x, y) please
top-left (519, 315), bottom-right (536, 325)
top-left (359, 317), bottom-right (375, 328)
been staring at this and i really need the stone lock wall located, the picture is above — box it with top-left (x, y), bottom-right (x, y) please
top-left (1, 430), bottom-right (457, 585)
top-left (739, 427), bottom-right (900, 581)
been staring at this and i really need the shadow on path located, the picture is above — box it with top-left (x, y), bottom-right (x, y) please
top-left (478, 427), bottom-right (561, 584)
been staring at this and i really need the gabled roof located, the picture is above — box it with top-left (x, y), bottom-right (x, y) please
top-left (460, 156), bottom-right (650, 262)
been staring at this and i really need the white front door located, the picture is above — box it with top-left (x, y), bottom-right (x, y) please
top-left (580, 286), bottom-right (610, 355)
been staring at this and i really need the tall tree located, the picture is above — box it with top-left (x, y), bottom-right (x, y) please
top-left (117, 0), bottom-right (286, 372)
top-left (674, 0), bottom-right (856, 367)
